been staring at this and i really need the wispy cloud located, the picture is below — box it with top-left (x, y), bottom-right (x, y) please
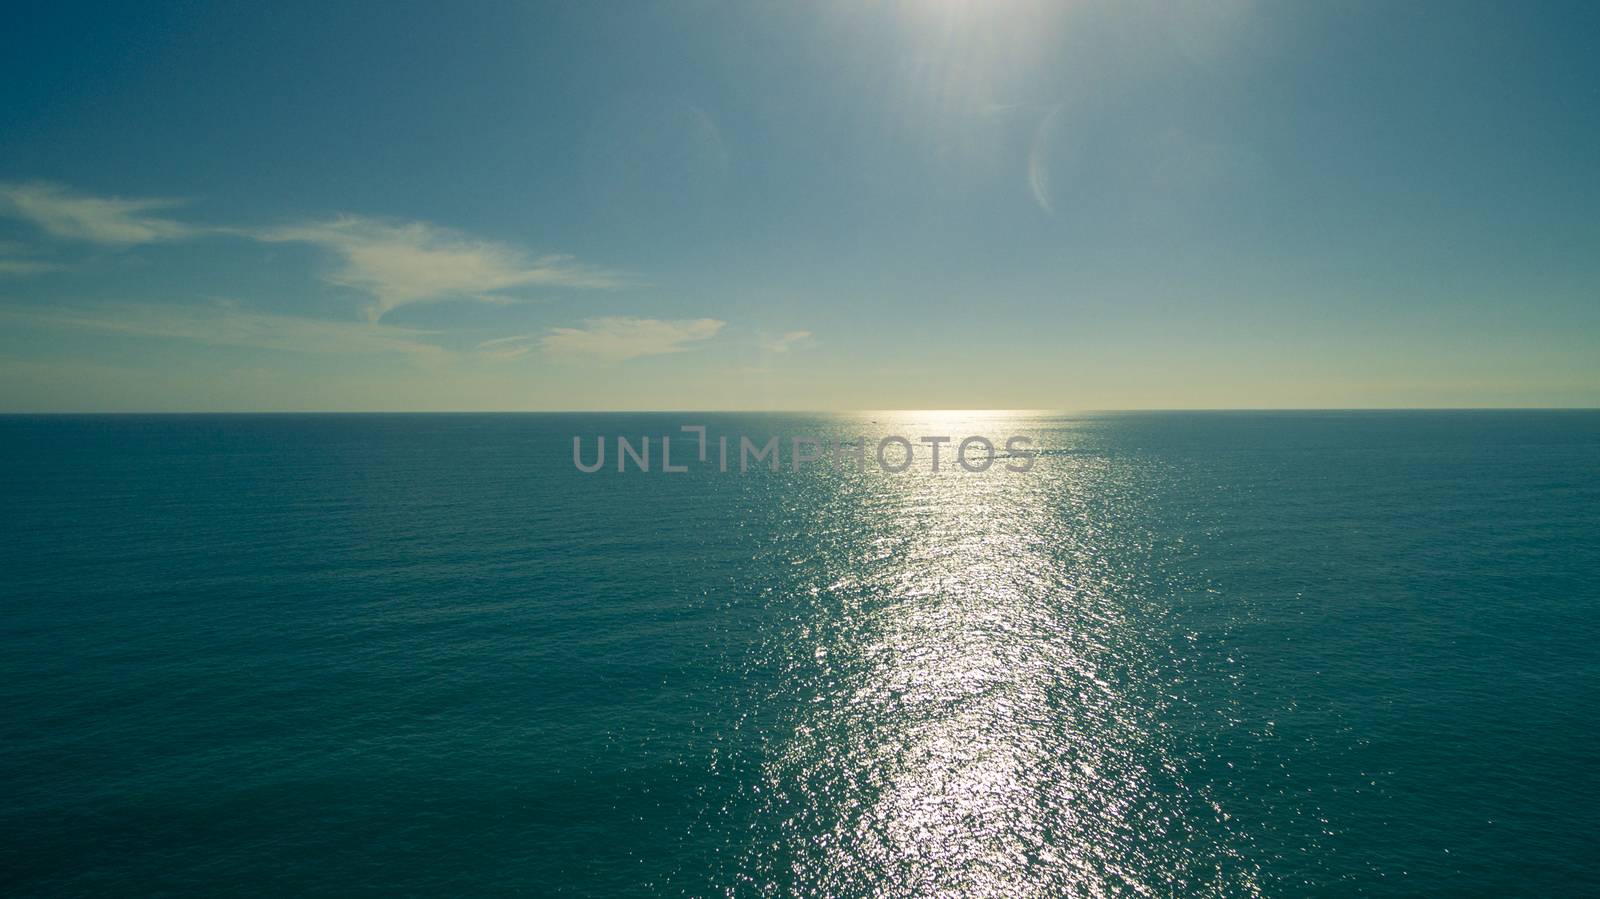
top-left (760, 329), bottom-right (813, 353)
top-left (0, 183), bottom-right (644, 361)
top-left (255, 216), bottom-right (627, 321)
top-left (0, 259), bottom-right (63, 276)
top-left (486, 316), bottom-right (724, 361)
top-left (0, 302), bottom-right (445, 358)
top-left (474, 333), bottom-right (543, 361)
top-left (0, 182), bottom-right (195, 245)
top-left (0, 182), bottom-right (629, 318)
top-left (0, 240), bottom-right (62, 276)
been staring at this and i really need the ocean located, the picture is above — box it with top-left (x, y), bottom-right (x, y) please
top-left (2, 411), bottom-right (1597, 895)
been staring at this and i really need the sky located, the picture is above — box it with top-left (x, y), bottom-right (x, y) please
top-left (1, 0), bottom-right (1597, 411)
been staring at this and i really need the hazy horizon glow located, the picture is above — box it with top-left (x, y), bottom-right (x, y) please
top-left (1, 1), bottom-right (1597, 411)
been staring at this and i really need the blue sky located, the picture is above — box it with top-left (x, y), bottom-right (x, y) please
top-left (1, 0), bottom-right (1597, 410)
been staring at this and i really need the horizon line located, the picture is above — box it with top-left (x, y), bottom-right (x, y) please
top-left (3, 407), bottom-right (1598, 416)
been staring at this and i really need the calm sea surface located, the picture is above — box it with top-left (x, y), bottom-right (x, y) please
top-left (2, 411), bottom-right (1597, 896)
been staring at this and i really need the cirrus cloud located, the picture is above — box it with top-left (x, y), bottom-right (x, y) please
top-left (480, 316), bottom-right (725, 361)
top-left (0, 258), bottom-right (63, 276)
top-left (254, 216), bottom-right (628, 321)
top-left (0, 301), bottom-right (445, 358)
top-left (0, 182), bottom-right (630, 319)
top-left (0, 181), bottom-right (195, 245)
top-left (760, 329), bottom-right (813, 353)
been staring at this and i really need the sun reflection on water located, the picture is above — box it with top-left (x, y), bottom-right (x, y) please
top-left (729, 412), bottom-right (1260, 897)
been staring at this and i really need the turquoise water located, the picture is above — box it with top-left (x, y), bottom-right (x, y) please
top-left (2, 411), bottom-right (1597, 895)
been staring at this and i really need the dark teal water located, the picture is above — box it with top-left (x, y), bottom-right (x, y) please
top-left (2, 411), bottom-right (1597, 896)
